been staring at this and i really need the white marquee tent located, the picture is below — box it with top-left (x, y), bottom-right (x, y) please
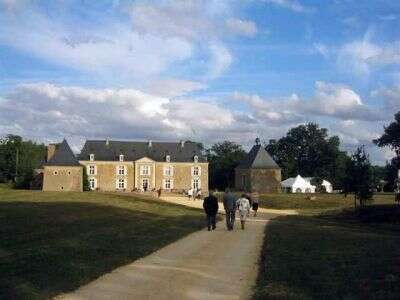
top-left (281, 175), bottom-right (333, 193)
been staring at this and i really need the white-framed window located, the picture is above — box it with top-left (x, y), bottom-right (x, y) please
top-left (89, 154), bottom-right (95, 161)
top-left (163, 165), bottom-right (173, 176)
top-left (194, 155), bottom-right (198, 163)
top-left (119, 154), bottom-right (124, 162)
top-left (89, 178), bottom-right (97, 190)
top-left (87, 165), bottom-right (96, 175)
top-left (166, 155), bottom-right (170, 162)
top-left (192, 166), bottom-right (201, 176)
top-left (140, 165), bottom-right (150, 176)
top-left (116, 178), bottom-right (126, 189)
top-left (117, 165), bottom-right (126, 175)
top-left (192, 178), bottom-right (201, 189)
top-left (163, 178), bottom-right (173, 190)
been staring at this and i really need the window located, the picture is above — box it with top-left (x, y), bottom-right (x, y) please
top-left (89, 154), bottom-right (95, 161)
top-left (192, 166), bottom-right (201, 176)
top-left (118, 165), bottom-right (125, 175)
top-left (117, 178), bottom-right (125, 189)
top-left (119, 154), bottom-right (124, 162)
top-left (89, 178), bottom-right (96, 190)
top-left (140, 165), bottom-right (150, 175)
top-left (88, 165), bottom-right (96, 175)
top-left (194, 155), bottom-right (198, 163)
top-left (164, 179), bottom-right (172, 189)
top-left (166, 155), bottom-right (170, 162)
top-left (164, 165), bottom-right (173, 176)
top-left (192, 178), bottom-right (201, 189)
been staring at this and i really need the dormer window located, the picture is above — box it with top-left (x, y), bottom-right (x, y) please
top-left (89, 154), bottom-right (95, 161)
top-left (119, 154), bottom-right (124, 162)
top-left (166, 155), bottom-right (170, 162)
top-left (194, 155), bottom-right (198, 163)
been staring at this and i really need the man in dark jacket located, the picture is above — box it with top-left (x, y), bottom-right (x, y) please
top-left (203, 191), bottom-right (219, 231)
top-left (223, 188), bottom-right (237, 230)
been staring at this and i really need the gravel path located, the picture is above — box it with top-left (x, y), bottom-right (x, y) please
top-left (57, 196), bottom-right (289, 300)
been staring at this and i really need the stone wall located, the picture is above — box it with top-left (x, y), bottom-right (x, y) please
top-left (250, 168), bottom-right (281, 193)
top-left (234, 168), bottom-right (252, 191)
top-left (80, 161), bottom-right (134, 191)
top-left (79, 160), bottom-right (209, 193)
top-left (154, 162), bottom-right (209, 193)
top-left (42, 166), bottom-right (83, 192)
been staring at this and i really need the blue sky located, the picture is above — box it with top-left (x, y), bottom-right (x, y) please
top-left (0, 0), bottom-right (399, 164)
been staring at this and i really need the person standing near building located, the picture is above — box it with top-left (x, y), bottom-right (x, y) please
top-left (223, 188), bottom-right (237, 230)
top-left (236, 194), bottom-right (251, 230)
top-left (251, 192), bottom-right (260, 217)
top-left (187, 188), bottom-right (193, 200)
top-left (203, 191), bottom-right (219, 231)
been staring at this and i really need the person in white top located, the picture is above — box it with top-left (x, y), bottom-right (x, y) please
top-left (236, 194), bottom-right (251, 230)
top-left (187, 188), bottom-right (193, 200)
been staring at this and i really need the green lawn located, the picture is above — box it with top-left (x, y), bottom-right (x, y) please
top-left (259, 193), bottom-right (395, 212)
top-left (0, 185), bottom-right (204, 299)
top-left (253, 205), bottom-right (400, 299)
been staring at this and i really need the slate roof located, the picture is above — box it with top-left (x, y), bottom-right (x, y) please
top-left (236, 144), bottom-right (280, 169)
top-left (44, 139), bottom-right (81, 166)
top-left (78, 140), bottom-right (207, 162)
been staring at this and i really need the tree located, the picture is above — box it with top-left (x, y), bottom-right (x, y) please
top-left (373, 111), bottom-right (400, 192)
top-left (373, 111), bottom-right (400, 156)
top-left (343, 146), bottom-right (374, 207)
top-left (0, 134), bottom-right (46, 188)
top-left (207, 141), bottom-right (246, 190)
top-left (266, 123), bottom-right (347, 187)
top-left (310, 177), bottom-right (325, 193)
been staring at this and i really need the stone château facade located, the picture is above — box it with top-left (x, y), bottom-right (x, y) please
top-left (42, 139), bottom-right (208, 193)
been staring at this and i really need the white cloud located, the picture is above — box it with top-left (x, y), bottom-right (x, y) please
top-left (0, 1), bottom-right (256, 81)
top-left (225, 18), bottom-right (257, 37)
top-left (263, 0), bottom-right (314, 13)
top-left (208, 43), bottom-right (233, 79)
top-left (0, 83), bottom-right (249, 147)
top-left (146, 79), bottom-right (207, 98)
top-left (337, 37), bottom-right (400, 76)
top-left (313, 43), bottom-right (330, 59)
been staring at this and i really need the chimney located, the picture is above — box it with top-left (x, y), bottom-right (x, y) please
top-left (180, 140), bottom-right (185, 148)
top-left (47, 144), bottom-right (57, 162)
top-left (148, 140), bottom-right (152, 148)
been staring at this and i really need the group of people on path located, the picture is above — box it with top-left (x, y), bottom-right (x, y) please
top-left (202, 189), bottom-right (259, 231)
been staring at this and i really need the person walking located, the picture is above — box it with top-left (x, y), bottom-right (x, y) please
top-left (187, 188), bottom-right (193, 200)
top-left (203, 191), bottom-right (219, 231)
top-left (251, 192), bottom-right (259, 217)
top-left (223, 188), bottom-right (237, 230)
top-left (236, 194), bottom-right (251, 230)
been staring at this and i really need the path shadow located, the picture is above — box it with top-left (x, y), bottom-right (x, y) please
top-left (0, 201), bottom-right (204, 299)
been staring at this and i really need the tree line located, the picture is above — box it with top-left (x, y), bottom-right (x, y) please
top-left (208, 111), bottom-right (400, 200)
top-left (1, 111), bottom-right (399, 199)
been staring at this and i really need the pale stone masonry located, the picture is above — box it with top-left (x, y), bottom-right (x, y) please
top-left (42, 139), bottom-right (83, 192)
top-left (41, 139), bottom-right (208, 193)
top-left (235, 140), bottom-right (281, 193)
top-left (78, 139), bottom-right (208, 193)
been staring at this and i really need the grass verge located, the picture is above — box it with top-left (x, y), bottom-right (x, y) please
top-left (0, 187), bottom-right (204, 299)
top-left (253, 205), bottom-right (400, 299)
top-left (258, 193), bottom-right (395, 212)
